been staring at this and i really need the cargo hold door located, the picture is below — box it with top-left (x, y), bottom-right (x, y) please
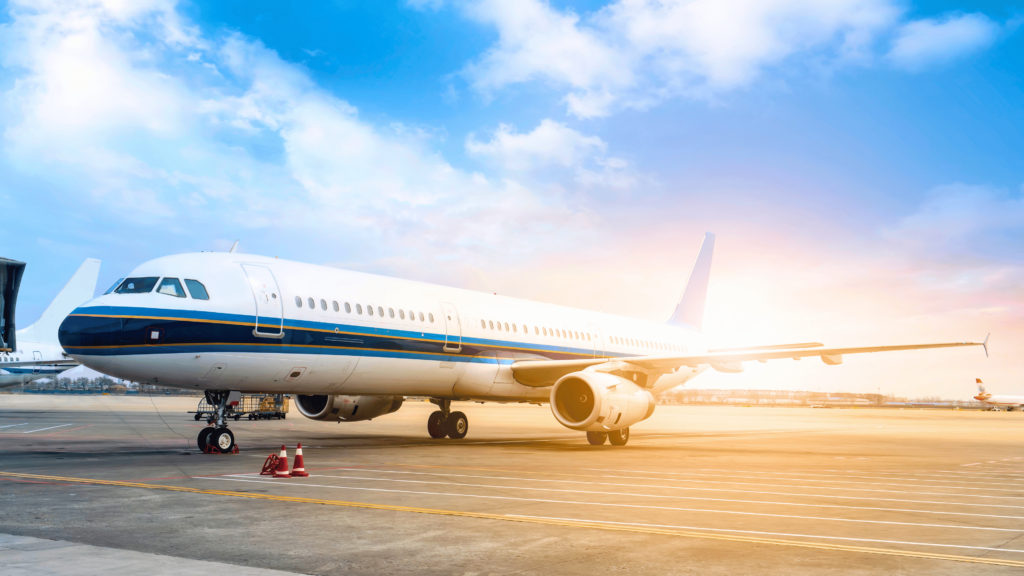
top-left (241, 264), bottom-right (284, 338)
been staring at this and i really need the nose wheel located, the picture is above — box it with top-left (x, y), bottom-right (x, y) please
top-left (427, 400), bottom-right (469, 440)
top-left (198, 390), bottom-right (237, 453)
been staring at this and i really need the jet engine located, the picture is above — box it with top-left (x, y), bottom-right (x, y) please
top-left (295, 395), bottom-right (403, 422)
top-left (550, 371), bottom-right (655, 432)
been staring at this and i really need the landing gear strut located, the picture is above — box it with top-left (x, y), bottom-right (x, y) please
top-left (427, 399), bottom-right (469, 440)
top-left (197, 390), bottom-right (236, 453)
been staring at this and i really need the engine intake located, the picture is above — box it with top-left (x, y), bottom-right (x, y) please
top-left (550, 371), bottom-right (655, 432)
top-left (295, 395), bottom-right (403, 422)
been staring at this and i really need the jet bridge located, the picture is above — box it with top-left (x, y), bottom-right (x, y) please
top-left (0, 257), bottom-right (26, 352)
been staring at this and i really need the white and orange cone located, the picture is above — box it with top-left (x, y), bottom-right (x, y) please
top-left (291, 443), bottom-right (309, 477)
top-left (272, 445), bottom-right (291, 478)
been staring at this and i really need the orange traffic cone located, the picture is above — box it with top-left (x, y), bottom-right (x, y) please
top-left (272, 445), bottom-right (291, 478)
top-left (291, 443), bottom-right (309, 477)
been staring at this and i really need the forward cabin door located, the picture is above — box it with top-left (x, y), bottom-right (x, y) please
top-left (32, 350), bottom-right (42, 374)
top-left (440, 302), bottom-right (462, 353)
top-left (241, 264), bottom-right (284, 338)
top-left (588, 323), bottom-right (605, 358)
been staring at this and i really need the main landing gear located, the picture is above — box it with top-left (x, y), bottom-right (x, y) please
top-left (427, 399), bottom-right (468, 440)
top-left (197, 390), bottom-right (236, 453)
top-left (586, 428), bottom-right (629, 446)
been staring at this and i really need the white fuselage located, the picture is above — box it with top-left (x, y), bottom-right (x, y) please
top-left (977, 395), bottom-right (1024, 408)
top-left (60, 253), bottom-right (708, 401)
top-left (0, 340), bottom-right (74, 388)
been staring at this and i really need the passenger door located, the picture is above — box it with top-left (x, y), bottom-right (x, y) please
top-left (440, 302), bottom-right (462, 353)
top-left (32, 351), bottom-right (42, 374)
top-left (588, 323), bottom-right (605, 358)
top-left (241, 264), bottom-right (284, 338)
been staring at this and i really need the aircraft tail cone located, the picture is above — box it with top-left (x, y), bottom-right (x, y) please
top-left (291, 443), bottom-right (309, 477)
top-left (272, 445), bottom-right (291, 478)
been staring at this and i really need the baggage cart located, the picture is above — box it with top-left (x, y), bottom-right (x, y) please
top-left (191, 394), bottom-right (289, 421)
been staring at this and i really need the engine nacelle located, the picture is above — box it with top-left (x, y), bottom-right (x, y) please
top-left (294, 395), bottom-right (403, 422)
top-left (550, 371), bottom-right (655, 432)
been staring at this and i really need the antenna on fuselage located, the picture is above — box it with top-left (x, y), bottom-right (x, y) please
top-left (229, 240), bottom-right (239, 253)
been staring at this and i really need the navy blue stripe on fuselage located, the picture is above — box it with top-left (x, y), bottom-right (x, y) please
top-left (61, 306), bottom-right (626, 363)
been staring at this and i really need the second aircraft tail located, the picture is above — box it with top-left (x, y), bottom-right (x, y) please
top-left (17, 258), bottom-right (101, 346)
top-left (666, 232), bottom-right (715, 332)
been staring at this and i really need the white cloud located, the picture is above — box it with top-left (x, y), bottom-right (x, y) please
top-left (466, 119), bottom-right (606, 170)
top-left (451, 1), bottom-right (1010, 117)
top-left (888, 12), bottom-right (1000, 70)
top-left (0, 0), bottom-right (595, 263)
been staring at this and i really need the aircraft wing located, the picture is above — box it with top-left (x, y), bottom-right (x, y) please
top-left (511, 339), bottom-right (987, 387)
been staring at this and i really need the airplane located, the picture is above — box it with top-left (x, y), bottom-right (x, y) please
top-left (57, 233), bottom-right (987, 452)
top-left (973, 379), bottom-right (1024, 411)
top-left (1, 259), bottom-right (101, 389)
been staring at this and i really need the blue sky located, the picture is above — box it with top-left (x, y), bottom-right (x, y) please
top-left (2, 0), bottom-right (1021, 396)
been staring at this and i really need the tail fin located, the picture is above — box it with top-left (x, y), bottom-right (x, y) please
top-left (17, 258), bottom-right (101, 346)
top-left (976, 378), bottom-right (986, 393)
top-left (667, 232), bottom-right (715, 331)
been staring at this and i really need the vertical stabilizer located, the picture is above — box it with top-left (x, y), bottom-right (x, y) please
top-left (17, 259), bottom-right (101, 346)
top-left (976, 378), bottom-right (986, 393)
top-left (667, 233), bottom-right (715, 331)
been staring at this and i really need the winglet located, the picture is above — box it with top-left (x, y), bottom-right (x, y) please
top-left (982, 333), bottom-right (990, 358)
top-left (667, 232), bottom-right (715, 331)
top-left (229, 240), bottom-right (239, 254)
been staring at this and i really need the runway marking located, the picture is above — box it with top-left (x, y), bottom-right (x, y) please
top-left (584, 469), bottom-right (1024, 493)
top-left (1, 471), bottom-right (1021, 568)
top-left (43, 425), bottom-right (94, 436)
top-left (0, 423), bottom-right (28, 429)
top-left (312, 471), bottom-right (1024, 520)
top-left (206, 476), bottom-right (1024, 533)
top-left (681, 468), bottom-right (1024, 487)
top-left (21, 424), bottom-right (73, 434)
top-left (328, 467), bottom-right (1024, 510)
top-left (395, 463), bottom-right (1024, 501)
top-left (507, 514), bottom-right (1024, 555)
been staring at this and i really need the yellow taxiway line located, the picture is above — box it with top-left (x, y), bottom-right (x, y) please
top-left (2, 471), bottom-right (1022, 568)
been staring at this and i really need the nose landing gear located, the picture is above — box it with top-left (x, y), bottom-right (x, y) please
top-left (427, 399), bottom-right (469, 440)
top-left (197, 390), bottom-right (237, 453)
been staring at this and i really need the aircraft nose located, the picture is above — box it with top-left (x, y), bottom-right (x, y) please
top-left (58, 306), bottom-right (122, 352)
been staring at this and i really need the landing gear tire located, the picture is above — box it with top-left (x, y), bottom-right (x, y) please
top-left (586, 431), bottom-right (608, 445)
top-left (608, 427), bottom-right (629, 446)
top-left (446, 411), bottom-right (469, 439)
top-left (197, 426), bottom-right (215, 452)
top-left (427, 411), bottom-right (447, 439)
top-left (208, 428), bottom-right (235, 453)
top-left (194, 413), bottom-right (202, 421)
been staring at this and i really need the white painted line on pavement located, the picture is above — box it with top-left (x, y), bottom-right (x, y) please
top-left (21, 424), bottom-right (73, 434)
top-left (202, 476), bottom-right (1024, 533)
top-left (506, 514), bottom-right (1024, 555)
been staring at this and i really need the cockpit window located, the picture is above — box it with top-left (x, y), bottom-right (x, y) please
top-left (184, 279), bottom-right (209, 300)
top-left (104, 278), bottom-right (126, 295)
top-left (156, 278), bottom-right (186, 298)
top-left (115, 277), bottom-right (159, 294)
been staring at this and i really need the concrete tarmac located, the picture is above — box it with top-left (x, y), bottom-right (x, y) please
top-left (1, 395), bottom-right (1022, 575)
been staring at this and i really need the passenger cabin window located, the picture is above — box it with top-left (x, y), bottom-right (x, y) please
top-left (429, 313), bottom-right (434, 323)
top-left (418, 312), bottom-right (424, 321)
top-left (184, 279), bottom-right (209, 300)
top-left (345, 302), bottom-right (352, 313)
top-left (295, 296), bottom-right (302, 307)
top-left (115, 277), bottom-right (159, 294)
top-left (333, 301), bottom-right (339, 312)
top-left (320, 299), bottom-right (327, 311)
top-left (389, 308), bottom-right (395, 318)
top-left (356, 304), bottom-right (363, 314)
top-left (156, 278), bottom-right (186, 298)
top-left (378, 306), bottom-right (384, 317)
top-left (104, 278), bottom-right (126, 295)
top-left (307, 298), bottom-right (315, 309)
top-left (367, 305), bottom-right (374, 316)
top-left (408, 309), bottom-right (414, 320)
top-left (481, 320), bottom-right (486, 328)
top-left (400, 310), bottom-right (406, 320)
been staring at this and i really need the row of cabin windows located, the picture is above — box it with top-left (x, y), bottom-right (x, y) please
top-left (107, 277), bottom-right (210, 300)
top-left (1, 356), bottom-right (22, 362)
top-left (610, 335), bottom-right (685, 353)
top-left (295, 296), bottom-right (435, 324)
top-left (479, 320), bottom-right (593, 342)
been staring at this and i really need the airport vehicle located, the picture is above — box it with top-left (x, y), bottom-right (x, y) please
top-left (191, 393), bottom-right (289, 421)
top-left (57, 234), bottom-right (987, 451)
top-left (1, 259), bottom-right (100, 389)
top-left (974, 379), bottom-right (1024, 411)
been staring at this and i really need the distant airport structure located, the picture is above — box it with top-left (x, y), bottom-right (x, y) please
top-left (0, 258), bottom-right (100, 389)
